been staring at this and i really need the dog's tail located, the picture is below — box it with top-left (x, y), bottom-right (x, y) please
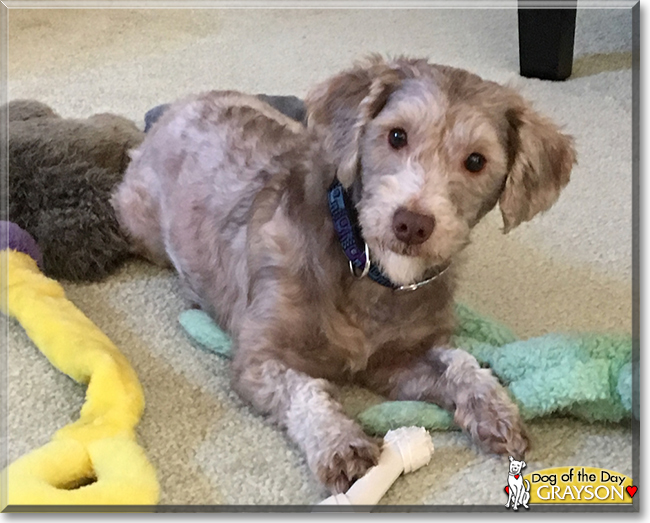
top-left (524, 479), bottom-right (531, 491)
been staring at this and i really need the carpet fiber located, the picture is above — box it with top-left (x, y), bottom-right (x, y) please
top-left (4, 5), bottom-right (634, 507)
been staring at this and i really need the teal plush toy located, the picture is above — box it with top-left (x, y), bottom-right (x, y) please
top-left (179, 304), bottom-right (634, 436)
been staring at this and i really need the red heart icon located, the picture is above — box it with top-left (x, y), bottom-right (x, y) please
top-left (505, 486), bottom-right (509, 494)
top-left (515, 474), bottom-right (520, 479)
top-left (626, 486), bottom-right (638, 498)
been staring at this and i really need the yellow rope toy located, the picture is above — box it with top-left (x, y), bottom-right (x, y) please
top-left (1, 239), bottom-right (159, 506)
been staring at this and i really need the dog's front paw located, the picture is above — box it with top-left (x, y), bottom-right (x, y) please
top-left (312, 422), bottom-right (381, 494)
top-left (455, 379), bottom-right (529, 459)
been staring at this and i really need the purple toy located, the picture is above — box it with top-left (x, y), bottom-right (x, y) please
top-left (1, 220), bottom-right (44, 269)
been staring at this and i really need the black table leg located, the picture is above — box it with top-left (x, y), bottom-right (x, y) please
top-left (518, 1), bottom-right (577, 81)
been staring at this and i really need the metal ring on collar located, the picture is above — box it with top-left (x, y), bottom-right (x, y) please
top-left (349, 242), bottom-right (371, 279)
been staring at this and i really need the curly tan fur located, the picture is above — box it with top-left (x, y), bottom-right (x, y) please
top-left (112, 56), bottom-right (575, 493)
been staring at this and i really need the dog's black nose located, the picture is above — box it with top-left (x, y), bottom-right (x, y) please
top-left (392, 208), bottom-right (435, 245)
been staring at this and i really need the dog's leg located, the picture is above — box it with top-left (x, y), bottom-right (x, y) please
top-left (360, 347), bottom-right (529, 458)
top-left (111, 166), bottom-right (171, 268)
top-left (232, 355), bottom-right (380, 494)
top-left (513, 486), bottom-right (520, 510)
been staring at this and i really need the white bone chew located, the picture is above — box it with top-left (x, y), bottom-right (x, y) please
top-left (319, 426), bottom-right (434, 505)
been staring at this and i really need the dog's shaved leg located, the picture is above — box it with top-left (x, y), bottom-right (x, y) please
top-left (360, 348), bottom-right (529, 459)
top-left (111, 170), bottom-right (170, 267)
top-left (232, 357), bottom-right (380, 494)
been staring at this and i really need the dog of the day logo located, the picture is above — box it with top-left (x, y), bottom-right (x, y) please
top-left (505, 456), bottom-right (531, 510)
top-left (507, 463), bottom-right (637, 506)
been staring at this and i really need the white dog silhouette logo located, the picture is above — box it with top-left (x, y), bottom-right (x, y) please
top-left (505, 456), bottom-right (531, 510)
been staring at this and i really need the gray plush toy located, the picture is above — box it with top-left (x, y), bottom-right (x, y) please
top-left (4, 100), bottom-right (145, 282)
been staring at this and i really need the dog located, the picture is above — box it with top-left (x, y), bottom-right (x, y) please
top-left (506, 456), bottom-right (531, 510)
top-left (112, 55), bottom-right (575, 493)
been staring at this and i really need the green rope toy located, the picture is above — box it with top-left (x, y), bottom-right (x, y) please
top-left (179, 304), bottom-right (633, 436)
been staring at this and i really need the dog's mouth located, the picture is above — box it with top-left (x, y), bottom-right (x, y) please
top-left (389, 246), bottom-right (420, 257)
top-left (371, 237), bottom-right (450, 265)
top-left (366, 237), bottom-right (451, 285)
top-left (381, 239), bottom-right (423, 258)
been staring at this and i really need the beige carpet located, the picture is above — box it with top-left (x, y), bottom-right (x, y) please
top-left (4, 5), bottom-right (634, 508)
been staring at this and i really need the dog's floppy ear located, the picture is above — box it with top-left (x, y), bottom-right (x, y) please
top-left (305, 55), bottom-right (403, 187)
top-left (521, 460), bottom-right (526, 468)
top-left (499, 99), bottom-right (576, 233)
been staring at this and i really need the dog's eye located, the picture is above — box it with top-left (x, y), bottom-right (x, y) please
top-left (464, 153), bottom-right (486, 173)
top-left (388, 128), bottom-right (408, 150)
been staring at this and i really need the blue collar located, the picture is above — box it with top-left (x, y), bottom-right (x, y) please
top-left (327, 178), bottom-right (449, 292)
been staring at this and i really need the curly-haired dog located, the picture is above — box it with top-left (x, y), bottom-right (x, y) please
top-left (4, 99), bottom-right (144, 281)
top-left (112, 56), bottom-right (575, 493)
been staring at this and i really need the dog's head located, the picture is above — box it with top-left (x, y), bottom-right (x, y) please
top-left (306, 56), bottom-right (576, 286)
top-left (509, 455), bottom-right (526, 474)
